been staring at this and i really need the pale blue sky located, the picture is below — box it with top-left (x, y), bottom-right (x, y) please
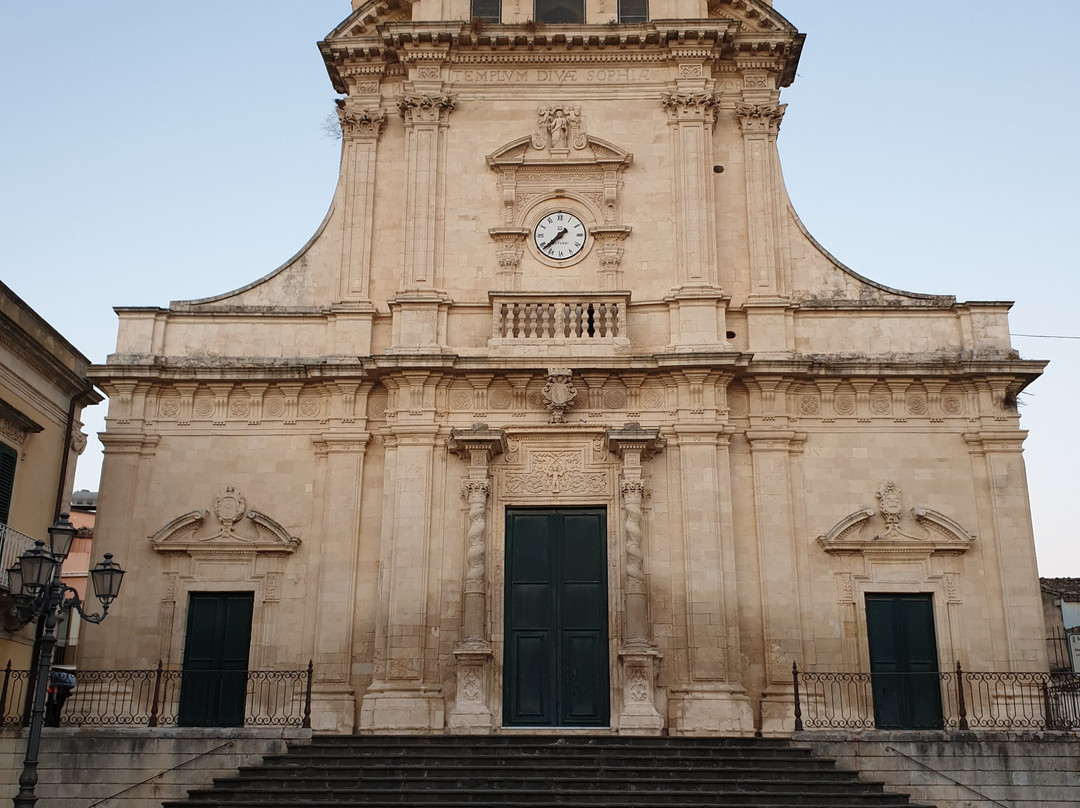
top-left (2, 2), bottom-right (1076, 573)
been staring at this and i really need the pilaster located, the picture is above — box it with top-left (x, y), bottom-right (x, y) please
top-left (389, 87), bottom-right (456, 351)
top-left (666, 424), bottom-right (753, 736)
top-left (309, 432), bottom-right (371, 733)
top-left (660, 82), bottom-right (730, 349)
top-left (964, 431), bottom-right (1047, 670)
top-left (337, 94), bottom-right (387, 302)
top-left (360, 423), bottom-right (446, 732)
top-left (745, 427), bottom-right (807, 735)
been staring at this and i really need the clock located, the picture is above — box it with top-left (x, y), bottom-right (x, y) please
top-left (533, 211), bottom-right (587, 261)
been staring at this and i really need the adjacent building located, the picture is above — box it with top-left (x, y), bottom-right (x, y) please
top-left (81, 0), bottom-right (1048, 736)
top-left (0, 283), bottom-right (100, 668)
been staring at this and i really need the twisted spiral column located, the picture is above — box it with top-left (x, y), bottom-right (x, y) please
top-left (461, 480), bottom-right (490, 643)
top-left (621, 480), bottom-right (649, 643)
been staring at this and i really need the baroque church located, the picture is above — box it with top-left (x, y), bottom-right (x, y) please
top-left (81, 0), bottom-right (1048, 736)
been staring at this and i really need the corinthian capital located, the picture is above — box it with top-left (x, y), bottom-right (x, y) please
top-left (336, 101), bottom-right (387, 140)
top-left (660, 91), bottom-right (721, 123)
top-left (735, 102), bottom-right (787, 134)
top-left (396, 93), bottom-right (456, 125)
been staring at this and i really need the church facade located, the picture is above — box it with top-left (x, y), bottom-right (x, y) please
top-left (82, 0), bottom-right (1048, 736)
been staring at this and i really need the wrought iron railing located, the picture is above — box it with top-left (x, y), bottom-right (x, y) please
top-left (793, 662), bottom-right (1080, 731)
top-left (0, 523), bottom-right (39, 589)
top-left (0, 660), bottom-right (312, 728)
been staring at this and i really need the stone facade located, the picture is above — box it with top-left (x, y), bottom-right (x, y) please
top-left (0, 282), bottom-right (99, 667)
top-left (81, 0), bottom-right (1048, 736)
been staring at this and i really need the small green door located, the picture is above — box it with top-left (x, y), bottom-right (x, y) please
top-left (504, 508), bottom-right (609, 726)
top-left (865, 593), bottom-right (942, 729)
top-left (178, 592), bottom-right (253, 727)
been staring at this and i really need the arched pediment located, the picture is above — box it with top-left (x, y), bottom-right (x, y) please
top-left (817, 482), bottom-right (975, 557)
top-left (150, 486), bottom-right (300, 556)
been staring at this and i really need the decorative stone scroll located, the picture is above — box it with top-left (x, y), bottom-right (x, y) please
top-left (817, 481), bottom-right (975, 557)
top-left (150, 486), bottom-right (300, 555)
top-left (0, 399), bottom-right (43, 446)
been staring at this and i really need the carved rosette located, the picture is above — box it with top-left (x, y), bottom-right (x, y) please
top-left (661, 91), bottom-right (722, 123)
top-left (735, 102), bottom-right (787, 135)
top-left (461, 480), bottom-right (490, 595)
top-left (336, 100), bottom-right (387, 140)
top-left (621, 480), bottom-right (648, 595)
top-left (397, 93), bottom-right (456, 125)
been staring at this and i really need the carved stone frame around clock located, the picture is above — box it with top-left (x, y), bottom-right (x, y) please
top-left (487, 132), bottom-right (633, 290)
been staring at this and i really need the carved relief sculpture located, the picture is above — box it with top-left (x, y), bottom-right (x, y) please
top-left (541, 368), bottom-right (578, 423)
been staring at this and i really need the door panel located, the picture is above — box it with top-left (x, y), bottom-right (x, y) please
top-left (866, 593), bottom-right (942, 730)
top-left (179, 592), bottom-right (253, 727)
top-left (504, 508), bottom-right (608, 727)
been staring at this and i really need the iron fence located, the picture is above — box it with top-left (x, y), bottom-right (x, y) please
top-left (0, 660), bottom-right (312, 728)
top-left (793, 662), bottom-right (1080, 732)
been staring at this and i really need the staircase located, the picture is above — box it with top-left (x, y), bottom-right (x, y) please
top-left (164, 735), bottom-right (933, 807)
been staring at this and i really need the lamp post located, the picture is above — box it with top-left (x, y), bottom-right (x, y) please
top-left (7, 514), bottom-right (125, 808)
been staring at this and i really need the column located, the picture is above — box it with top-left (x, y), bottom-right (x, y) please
top-left (746, 428), bottom-right (806, 735)
top-left (446, 425), bottom-right (506, 733)
top-left (606, 424), bottom-right (666, 734)
top-left (309, 433), bottom-right (371, 733)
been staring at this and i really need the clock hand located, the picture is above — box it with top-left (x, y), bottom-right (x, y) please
top-left (541, 228), bottom-right (568, 249)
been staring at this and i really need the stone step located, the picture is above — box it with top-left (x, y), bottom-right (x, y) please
top-left (230, 763), bottom-right (849, 780)
top-left (163, 735), bottom-right (934, 808)
top-left (203, 775), bottom-right (878, 792)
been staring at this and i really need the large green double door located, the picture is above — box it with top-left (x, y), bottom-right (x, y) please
top-left (504, 508), bottom-right (609, 727)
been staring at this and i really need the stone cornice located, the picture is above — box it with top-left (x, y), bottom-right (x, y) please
top-left (321, 19), bottom-right (804, 87)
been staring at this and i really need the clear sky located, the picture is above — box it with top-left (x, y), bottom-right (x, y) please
top-left (2, 2), bottom-right (1076, 574)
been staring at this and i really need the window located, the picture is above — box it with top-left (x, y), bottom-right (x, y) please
top-left (471, 0), bottom-right (500, 22)
top-left (535, 0), bottom-right (584, 23)
top-left (618, 0), bottom-right (647, 22)
top-left (0, 442), bottom-right (16, 525)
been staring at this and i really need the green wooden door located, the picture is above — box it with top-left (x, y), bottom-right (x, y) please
top-left (504, 508), bottom-right (609, 727)
top-left (865, 593), bottom-right (942, 729)
top-left (178, 592), bottom-right (253, 727)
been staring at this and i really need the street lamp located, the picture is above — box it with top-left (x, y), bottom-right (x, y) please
top-left (6, 514), bottom-right (125, 808)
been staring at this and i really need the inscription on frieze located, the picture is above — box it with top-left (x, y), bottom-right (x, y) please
top-left (450, 68), bottom-right (658, 84)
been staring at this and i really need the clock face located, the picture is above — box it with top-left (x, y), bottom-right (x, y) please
top-left (533, 211), bottom-right (587, 261)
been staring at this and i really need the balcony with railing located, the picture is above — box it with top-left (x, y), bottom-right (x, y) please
top-left (0, 523), bottom-right (38, 590)
top-left (489, 292), bottom-right (631, 355)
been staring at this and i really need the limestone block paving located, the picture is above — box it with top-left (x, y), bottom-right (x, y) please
top-left (163, 736), bottom-right (933, 807)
